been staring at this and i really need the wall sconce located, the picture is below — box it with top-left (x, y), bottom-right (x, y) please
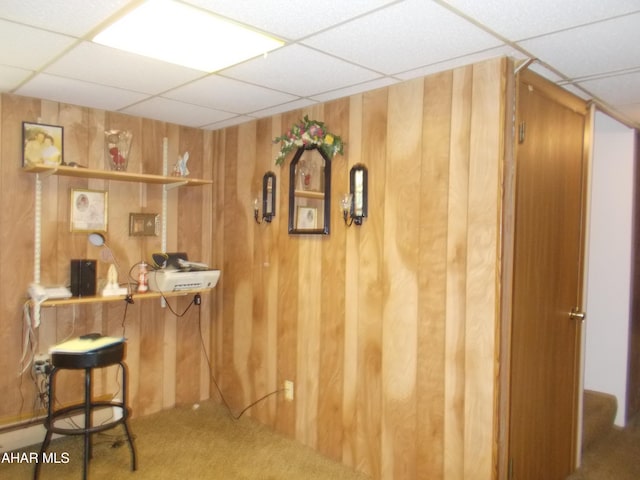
top-left (342, 164), bottom-right (368, 226)
top-left (254, 171), bottom-right (276, 224)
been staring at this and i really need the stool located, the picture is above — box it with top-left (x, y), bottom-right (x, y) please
top-left (34, 341), bottom-right (137, 480)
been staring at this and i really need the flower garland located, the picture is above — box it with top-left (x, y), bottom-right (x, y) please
top-left (273, 115), bottom-right (344, 165)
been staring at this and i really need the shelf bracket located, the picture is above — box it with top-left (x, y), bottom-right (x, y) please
top-left (37, 167), bottom-right (58, 179)
top-left (164, 180), bottom-right (189, 190)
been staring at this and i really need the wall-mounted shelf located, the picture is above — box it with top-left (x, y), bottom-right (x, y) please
top-left (23, 164), bottom-right (212, 187)
top-left (293, 189), bottom-right (324, 200)
top-left (37, 289), bottom-right (212, 308)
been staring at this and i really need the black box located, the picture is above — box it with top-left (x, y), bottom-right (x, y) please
top-left (70, 259), bottom-right (96, 297)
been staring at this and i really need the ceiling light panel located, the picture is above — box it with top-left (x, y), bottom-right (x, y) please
top-left (93, 0), bottom-right (284, 72)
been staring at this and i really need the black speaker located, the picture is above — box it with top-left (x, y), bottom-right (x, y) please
top-left (70, 259), bottom-right (96, 297)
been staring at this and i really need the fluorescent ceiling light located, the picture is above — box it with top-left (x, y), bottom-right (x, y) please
top-left (93, 0), bottom-right (283, 72)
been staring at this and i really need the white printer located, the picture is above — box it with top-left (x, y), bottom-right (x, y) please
top-left (148, 253), bottom-right (220, 292)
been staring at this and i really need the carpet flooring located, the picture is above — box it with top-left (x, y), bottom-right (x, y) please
top-left (567, 415), bottom-right (640, 480)
top-left (0, 401), bottom-right (369, 480)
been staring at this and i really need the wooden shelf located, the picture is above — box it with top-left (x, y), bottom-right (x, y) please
top-left (39, 289), bottom-right (211, 307)
top-left (23, 164), bottom-right (212, 187)
top-left (294, 189), bottom-right (324, 200)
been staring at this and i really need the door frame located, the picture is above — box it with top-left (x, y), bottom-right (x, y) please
top-left (496, 67), bottom-right (591, 479)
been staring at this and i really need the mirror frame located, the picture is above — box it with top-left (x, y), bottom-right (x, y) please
top-left (262, 171), bottom-right (276, 222)
top-left (288, 145), bottom-right (331, 235)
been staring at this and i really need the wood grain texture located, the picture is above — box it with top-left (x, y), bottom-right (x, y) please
top-left (0, 94), bottom-right (213, 425)
top-left (1, 56), bottom-right (511, 480)
top-left (211, 58), bottom-right (509, 480)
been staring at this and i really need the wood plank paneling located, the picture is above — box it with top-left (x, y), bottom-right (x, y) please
top-left (1, 56), bottom-right (511, 480)
top-left (382, 78), bottom-right (423, 480)
top-left (418, 69), bottom-right (454, 480)
top-left (0, 94), bottom-right (213, 425)
top-left (214, 57), bottom-right (510, 480)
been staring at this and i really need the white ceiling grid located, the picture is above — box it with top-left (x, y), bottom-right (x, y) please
top-left (0, 0), bottom-right (637, 129)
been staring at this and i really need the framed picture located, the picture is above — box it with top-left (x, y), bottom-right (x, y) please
top-left (22, 122), bottom-right (63, 167)
top-left (129, 213), bottom-right (159, 236)
top-left (296, 206), bottom-right (318, 230)
top-left (70, 189), bottom-right (108, 233)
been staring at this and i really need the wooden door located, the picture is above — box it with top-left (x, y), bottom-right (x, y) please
top-left (508, 71), bottom-right (588, 479)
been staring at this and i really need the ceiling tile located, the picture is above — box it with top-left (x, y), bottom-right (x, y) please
top-left (302, 0), bottom-right (501, 75)
top-left (121, 97), bottom-right (237, 128)
top-left (578, 71), bottom-right (640, 106)
top-left (184, 0), bottom-right (396, 40)
top-left (0, 0), bottom-right (131, 37)
top-left (250, 98), bottom-right (319, 120)
top-left (0, 20), bottom-right (76, 70)
top-left (45, 42), bottom-right (205, 94)
top-left (221, 44), bottom-right (382, 97)
top-left (395, 45), bottom-right (527, 81)
top-left (310, 77), bottom-right (399, 103)
top-left (615, 103), bottom-right (640, 124)
top-left (164, 75), bottom-right (299, 114)
top-left (0, 65), bottom-right (33, 91)
top-left (15, 74), bottom-right (149, 111)
top-left (518, 13), bottom-right (640, 79)
top-left (441, 0), bottom-right (640, 40)
top-left (202, 115), bottom-right (256, 131)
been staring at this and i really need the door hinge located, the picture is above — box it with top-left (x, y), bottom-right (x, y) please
top-left (518, 122), bottom-right (526, 144)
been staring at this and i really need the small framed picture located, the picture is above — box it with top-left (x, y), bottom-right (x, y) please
top-left (70, 189), bottom-right (108, 233)
top-left (296, 206), bottom-right (318, 230)
top-left (129, 213), bottom-right (159, 236)
top-left (22, 122), bottom-right (64, 167)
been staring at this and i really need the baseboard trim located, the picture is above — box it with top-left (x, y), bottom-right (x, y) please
top-left (0, 405), bottom-right (122, 453)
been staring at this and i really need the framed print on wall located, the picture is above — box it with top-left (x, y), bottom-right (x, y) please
top-left (70, 189), bottom-right (108, 233)
top-left (22, 122), bottom-right (63, 167)
top-left (296, 206), bottom-right (318, 230)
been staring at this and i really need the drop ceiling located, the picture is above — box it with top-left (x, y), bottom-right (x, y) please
top-left (1, 0), bottom-right (639, 130)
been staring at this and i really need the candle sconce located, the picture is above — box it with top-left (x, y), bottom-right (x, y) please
top-left (342, 163), bottom-right (368, 226)
top-left (254, 171), bottom-right (276, 224)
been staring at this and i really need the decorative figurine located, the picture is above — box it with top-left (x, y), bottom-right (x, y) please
top-left (173, 152), bottom-right (190, 177)
top-left (102, 264), bottom-right (127, 296)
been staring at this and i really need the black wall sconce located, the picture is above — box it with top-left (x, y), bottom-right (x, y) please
top-left (254, 171), bottom-right (276, 224)
top-left (341, 163), bottom-right (368, 226)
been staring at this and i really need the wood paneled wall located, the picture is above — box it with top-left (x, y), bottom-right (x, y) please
top-left (0, 56), bottom-right (511, 479)
top-left (0, 94), bottom-right (215, 422)
top-left (213, 57), bottom-right (511, 480)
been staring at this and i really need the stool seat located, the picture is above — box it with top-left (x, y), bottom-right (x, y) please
top-left (34, 339), bottom-right (137, 480)
top-left (51, 341), bottom-right (125, 369)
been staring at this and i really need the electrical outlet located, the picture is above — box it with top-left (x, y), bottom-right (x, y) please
top-left (33, 353), bottom-right (51, 375)
top-left (284, 380), bottom-right (294, 401)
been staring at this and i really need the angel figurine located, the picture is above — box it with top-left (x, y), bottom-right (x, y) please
top-left (172, 152), bottom-right (190, 177)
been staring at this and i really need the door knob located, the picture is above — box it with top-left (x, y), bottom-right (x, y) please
top-left (569, 308), bottom-right (586, 321)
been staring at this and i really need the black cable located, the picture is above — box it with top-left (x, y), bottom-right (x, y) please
top-left (195, 303), bottom-right (284, 420)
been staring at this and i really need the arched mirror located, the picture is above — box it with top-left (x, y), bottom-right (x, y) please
top-left (288, 145), bottom-right (331, 235)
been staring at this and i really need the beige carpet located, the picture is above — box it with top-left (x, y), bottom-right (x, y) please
top-left (567, 415), bottom-right (640, 480)
top-left (1, 401), bottom-right (369, 480)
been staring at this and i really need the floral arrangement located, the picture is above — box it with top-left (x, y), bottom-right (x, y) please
top-left (273, 115), bottom-right (344, 165)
